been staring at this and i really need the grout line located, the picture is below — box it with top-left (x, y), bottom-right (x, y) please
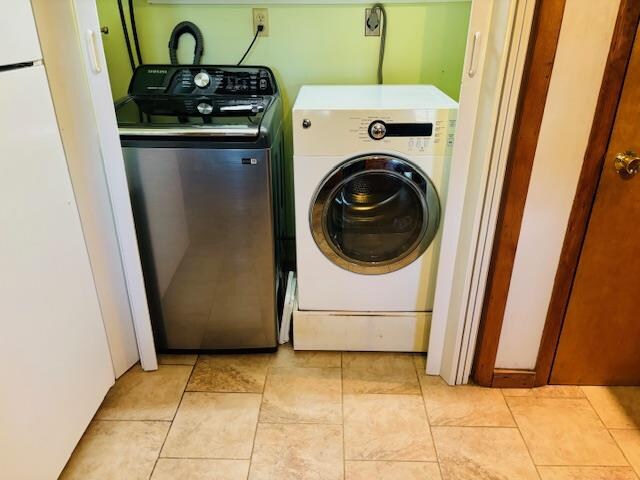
top-left (185, 389), bottom-right (266, 394)
top-left (532, 463), bottom-right (640, 468)
top-left (413, 354), bottom-right (445, 477)
top-left (246, 371), bottom-right (268, 480)
top-left (257, 420), bottom-right (344, 426)
top-left (148, 423), bottom-right (171, 480)
top-left (341, 355), bottom-right (346, 479)
top-left (582, 390), bottom-right (634, 467)
top-left (582, 387), bottom-right (615, 429)
top-left (342, 390), bottom-right (423, 396)
top-left (345, 459), bottom-right (441, 464)
top-left (428, 424), bottom-right (527, 429)
top-left (148, 361), bottom-right (196, 478)
top-left (93, 418), bottom-right (173, 423)
top-left (149, 457), bottom-right (250, 462)
top-left (504, 396), bottom-right (543, 476)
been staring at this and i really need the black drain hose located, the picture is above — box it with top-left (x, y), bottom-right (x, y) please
top-left (117, 0), bottom-right (136, 72)
top-left (168, 22), bottom-right (204, 65)
top-left (129, 0), bottom-right (143, 65)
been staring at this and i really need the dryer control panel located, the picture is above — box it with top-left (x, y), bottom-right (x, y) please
top-left (293, 109), bottom-right (458, 157)
top-left (128, 65), bottom-right (277, 96)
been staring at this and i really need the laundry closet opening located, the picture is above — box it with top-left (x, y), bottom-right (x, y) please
top-left (94, 0), bottom-right (526, 384)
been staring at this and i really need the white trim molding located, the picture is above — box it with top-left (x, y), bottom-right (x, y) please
top-left (427, 0), bottom-right (534, 384)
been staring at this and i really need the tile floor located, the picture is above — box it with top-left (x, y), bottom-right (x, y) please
top-left (60, 346), bottom-right (640, 480)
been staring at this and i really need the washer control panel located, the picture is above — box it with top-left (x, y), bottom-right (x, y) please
top-left (129, 65), bottom-right (277, 96)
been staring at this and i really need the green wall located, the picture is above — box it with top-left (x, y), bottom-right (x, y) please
top-left (97, 0), bottom-right (471, 239)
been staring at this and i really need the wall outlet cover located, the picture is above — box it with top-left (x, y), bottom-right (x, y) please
top-left (253, 8), bottom-right (269, 36)
top-left (365, 8), bottom-right (381, 36)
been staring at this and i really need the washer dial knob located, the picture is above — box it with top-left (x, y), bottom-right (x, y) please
top-left (369, 121), bottom-right (387, 140)
top-left (194, 72), bottom-right (210, 88)
top-left (197, 102), bottom-right (213, 115)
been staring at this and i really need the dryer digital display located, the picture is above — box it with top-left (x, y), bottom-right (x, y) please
top-left (368, 120), bottom-right (433, 140)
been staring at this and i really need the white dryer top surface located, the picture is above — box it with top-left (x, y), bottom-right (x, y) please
top-left (294, 85), bottom-right (458, 111)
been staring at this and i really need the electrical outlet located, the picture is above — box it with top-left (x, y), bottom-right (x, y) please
top-left (365, 8), bottom-right (381, 36)
top-left (253, 8), bottom-right (269, 37)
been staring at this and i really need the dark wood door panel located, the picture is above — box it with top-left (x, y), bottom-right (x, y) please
top-left (550, 23), bottom-right (640, 385)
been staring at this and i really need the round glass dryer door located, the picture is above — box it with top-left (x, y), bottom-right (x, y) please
top-left (310, 154), bottom-right (441, 274)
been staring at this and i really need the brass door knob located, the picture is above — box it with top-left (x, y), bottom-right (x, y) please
top-left (614, 151), bottom-right (640, 178)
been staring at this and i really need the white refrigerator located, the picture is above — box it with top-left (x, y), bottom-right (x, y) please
top-left (0, 1), bottom-right (115, 478)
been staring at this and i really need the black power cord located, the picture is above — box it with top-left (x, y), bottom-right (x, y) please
top-left (238, 25), bottom-right (263, 66)
top-left (129, 0), bottom-right (143, 65)
top-left (367, 4), bottom-right (387, 84)
top-left (117, 0), bottom-right (136, 72)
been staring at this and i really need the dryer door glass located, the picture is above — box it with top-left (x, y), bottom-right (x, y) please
top-left (310, 155), bottom-right (440, 275)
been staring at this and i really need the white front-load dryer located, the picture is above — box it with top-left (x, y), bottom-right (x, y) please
top-left (292, 85), bottom-right (458, 351)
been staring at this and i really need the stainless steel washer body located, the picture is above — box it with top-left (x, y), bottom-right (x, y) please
top-left (116, 65), bottom-right (284, 351)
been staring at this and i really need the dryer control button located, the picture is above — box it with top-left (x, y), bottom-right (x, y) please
top-left (368, 121), bottom-right (387, 140)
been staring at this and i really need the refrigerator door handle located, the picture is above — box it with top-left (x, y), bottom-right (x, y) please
top-left (86, 29), bottom-right (102, 74)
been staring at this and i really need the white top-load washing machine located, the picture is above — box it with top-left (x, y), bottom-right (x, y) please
top-left (292, 85), bottom-right (457, 352)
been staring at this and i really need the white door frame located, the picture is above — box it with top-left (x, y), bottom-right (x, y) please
top-left (62, 0), bottom-right (534, 378)
top-left (73, 0), bottom-right (158, 371)
top-left (427, 0), bottom-right (536, 384)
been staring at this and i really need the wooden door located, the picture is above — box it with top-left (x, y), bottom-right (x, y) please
top-left (550, 22), bottom-right (640, 385)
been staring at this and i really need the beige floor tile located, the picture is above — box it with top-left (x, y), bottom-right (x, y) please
top-left (502, 385), bottom-right (585, 398)
top-left (60, 421), bottom-right (169, 480)
top-left (413, 355), bottom-right (447, 387)
top-left (432, 426), bottom-right (539, 480)
top-left (537, 466), bottom-right (638, 480)
top-left (96, 364), bottom-right (192, 421)
top-left (507, 397), bottom-right (627, 466)
top-left (151, 459), bottom-right (250, 480)
top-left (187, 354), bottom-right (270, 393)
top-left (161, 392), bottom-right (261, 459)
top-left (611, 429), bottom-right (640, 476)
top-left (260, 367), bottom-right (342, 424)
top-left (413, 353), bottom-right (428, 371)
top-left (345, 460), bottom-right (441, 479)
top-left (342, 352), bottom-right (420, 394)
top-left (344, 393), bottom-right (436, 461)
top-left (583, 387), bottom-right (640, 429)
top-left (422, 384), bottom-right (515, 427)
top-left (248, 423), bottom-right (343, 480)
top-left (272, 343), bottom-right (341, 368)
top-left (157, 354), bottom-right (198, 366)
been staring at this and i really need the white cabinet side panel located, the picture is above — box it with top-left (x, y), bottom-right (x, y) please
top-left (72, 0), bottom-right (158, 371)
top-left (427, 0), bottom-right (494, 379)
top-left (0, 65), bottom-right (114, 479)
top-left (31, 0), bottom-right (140, 377)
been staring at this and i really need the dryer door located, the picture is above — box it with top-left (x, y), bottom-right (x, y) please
top-left (310, 154), bottom-right (440, 274)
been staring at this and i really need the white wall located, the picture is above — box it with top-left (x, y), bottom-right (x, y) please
top-left (495, 0), bottom-right (620, 369)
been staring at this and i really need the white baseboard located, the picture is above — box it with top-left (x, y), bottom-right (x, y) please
top-left (293, 309), bottom-right (431, 352)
